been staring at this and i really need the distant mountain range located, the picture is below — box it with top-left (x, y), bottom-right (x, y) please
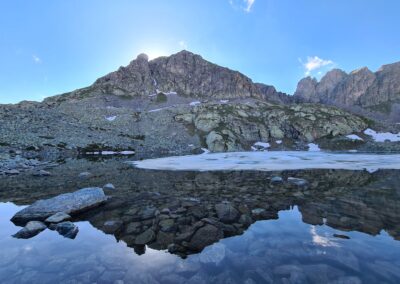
top-left (293, 62), bottom-right (400, 123)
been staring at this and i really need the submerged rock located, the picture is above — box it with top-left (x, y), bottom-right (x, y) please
top-left (32, 170), bottom-right (51, 177)
top-left (12, 221), bottom-right (47, 239)
top-left (187, 224), bottom-right (224, 251)
top-left (11, 187), bottom-right (108, 224)
top-left (215, 202), bottom-right (239, 223)
top-left (103, 183), bottom-right (115, 190)
top-left (103, 220), bottom-right (123, 234)
top-left (135, 229), bottom-right (156, 245)
top-left (270, 176), bottom-right (283, 184)
top-left (55, 221), bottom-right (79, 239)
top-left (288, 177), bottom-right (309, 187)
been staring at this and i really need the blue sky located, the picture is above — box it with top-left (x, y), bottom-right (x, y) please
top-left (1, 0), bottom-right (400, 103)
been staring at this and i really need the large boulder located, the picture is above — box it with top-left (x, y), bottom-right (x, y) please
top-left (11, 187), bottom-right (108, 225)
top-left (215, 203), bottom-right (239, 223)
top-left (187, 224), bottom-right (224, 251)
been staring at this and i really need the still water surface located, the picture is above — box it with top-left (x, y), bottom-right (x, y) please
top-left (0, 154), bottom-right (399, 283)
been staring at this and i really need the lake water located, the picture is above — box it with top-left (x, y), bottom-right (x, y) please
top-left (0, 153), bottom-right (400, 283)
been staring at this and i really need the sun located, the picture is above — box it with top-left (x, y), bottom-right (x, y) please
top-left (144, 49), bottom-right (169, 60)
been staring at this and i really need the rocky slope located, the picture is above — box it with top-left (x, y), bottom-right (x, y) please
top-left (0, 50), bottom-right (383, 162)
top-left (294, 62), bottom-right (400, 123)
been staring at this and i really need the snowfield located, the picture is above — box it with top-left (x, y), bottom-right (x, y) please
top-left (364, 128), bottom-right (400, 142)
top-left (346, 134), bottom-right (363, 141)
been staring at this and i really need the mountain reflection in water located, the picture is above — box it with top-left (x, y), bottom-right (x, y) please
top-left (0, 157), bottom-right (400, 283)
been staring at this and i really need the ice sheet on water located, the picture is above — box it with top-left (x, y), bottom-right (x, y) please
top-left (130, 151), bottom-right (400, 172)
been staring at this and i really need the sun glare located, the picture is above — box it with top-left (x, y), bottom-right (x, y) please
top-left (144, 49), bottom-right (169, 60)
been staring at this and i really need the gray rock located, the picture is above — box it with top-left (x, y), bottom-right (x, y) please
top-left (238, 214), bottom-right (253, 226)
top-left (45, 212), bottom-right (71, 223)
top-left (12, 221), bottom-right (47, 239)
top-left (288, 177), bottom-right (309, 187)
top-left (135, 229), bottom-right (156, 245)
top-left (32, 170), bottom-right (51, 177)
top-left (215, 202), bottom-right (239, 223)
top-left (138, 207), bottom-right (156, 220)
top-left (125, 222), bottom-right (142, 234)
top-left (159, 219), bottom-right (176, 232)
top-left (103, 220), bottom-right (123, 234)
top-left (56, 221), bottom-right (79, 239)
top-left (11, 187), bottom-right (108, 224)
top-left (251, 208), bottom-right (266, 218)
top-left (5, 169), bottom-right (20, 175)
top-left (78, 171), bottom-right (91, 178)
top-left (270, 176), bottom-right (283, 184)
top-left (187, 224), bottom-right (224, 251)
top-left (103, 183), bottom-right (115, 190)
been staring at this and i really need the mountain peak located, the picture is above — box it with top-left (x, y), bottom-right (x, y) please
top-left (86, 50), bottom-right (284, 100)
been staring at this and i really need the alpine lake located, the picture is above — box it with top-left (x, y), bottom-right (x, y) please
top-left (1, 151), bottom-right (400, 284)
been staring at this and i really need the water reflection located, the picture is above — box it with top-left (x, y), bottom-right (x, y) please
top-left (0, 158), bottom-right (400, 283)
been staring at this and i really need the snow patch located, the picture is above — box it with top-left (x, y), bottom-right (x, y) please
top-left (364, 128), bottom-right (400, 142)
top-left (220, 100), bottom-right (229, 104)
top-left (105, 116), bottom-right (117, 121)
top-left (189, 101), bottom-right (201, 106)
top-left (346, 134), bottom-right (363, 141)
top-left (276, 140), bottom-right (282, 144)
top-left (130, 151), bottom-right (400, 172)
top-left (307, 143), bottom-right (320, 152)
top-left (148, 107), bottom-right (171, 113)
top-left (201, 148), bottom-right (210, 154)
top-left (253, 142), bottom-right (270, 150)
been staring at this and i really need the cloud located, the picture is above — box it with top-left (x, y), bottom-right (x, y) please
top-left (178, 40), bottom-right (188, 50)
top-left (300, 56), bottom-right (334, 76)
top-left (32, 55), bottom-right (41, 64)
top-left (229, 0), bottom-right (255, 13)
top-left (244, 0), bottom-right (255, 12)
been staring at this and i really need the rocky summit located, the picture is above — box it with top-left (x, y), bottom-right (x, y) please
top-left (0, 50), bottom-right (376, 162)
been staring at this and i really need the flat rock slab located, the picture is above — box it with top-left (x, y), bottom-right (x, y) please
top-left (11, 187), bottom-right (108, 225)
top-left (45, 212), bottom-right (71, 223)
